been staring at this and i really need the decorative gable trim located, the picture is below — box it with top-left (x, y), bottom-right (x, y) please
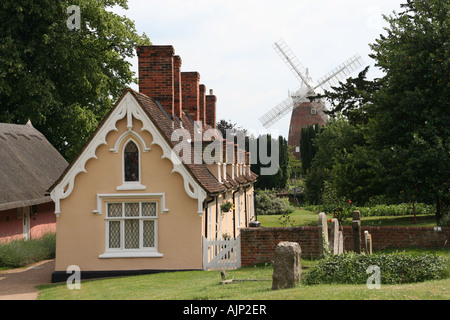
top-left (50, 91), bottom-right (207, 217)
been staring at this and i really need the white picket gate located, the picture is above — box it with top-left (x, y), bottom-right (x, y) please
top-left (202, 236), bottom-right (241, 270)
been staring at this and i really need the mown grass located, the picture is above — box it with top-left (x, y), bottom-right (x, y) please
top-left (37, 248), bottom-right (450, 300)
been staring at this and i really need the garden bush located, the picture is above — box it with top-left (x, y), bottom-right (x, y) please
top-left (0, 233), bottom-right (56, 268)
top-left (304, 252), bottom-right (447, 285)
top-left (254, 189), bottom-right (294, 215)
top-left (355, 203), bottom-right (436, 217)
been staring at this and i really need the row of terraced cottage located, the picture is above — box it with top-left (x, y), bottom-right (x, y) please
top-left (0, 45), bottom-right (257, 282)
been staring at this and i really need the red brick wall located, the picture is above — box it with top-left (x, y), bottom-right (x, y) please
top-left (240, 226), bottom-right (450, 266)
top-left (288, 102), bottom-right (327, 159)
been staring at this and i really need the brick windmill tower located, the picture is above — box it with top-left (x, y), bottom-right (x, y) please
top-left (259, 39), bottom-right (365, 159)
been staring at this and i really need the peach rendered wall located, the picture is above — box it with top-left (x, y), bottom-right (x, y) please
top-left (203, 185), bottom-right (255, 240)
top-left (55, 117), bottom-right (202, 272)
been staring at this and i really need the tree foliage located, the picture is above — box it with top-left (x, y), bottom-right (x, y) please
top-left (0, 0), bottom-right (150, 161)
top-left (303, 0), bottom-right (449, 222)
top-left (299, 124), bottom-right (322, 174)
top-left (250, 135), bottom-right (290, 190)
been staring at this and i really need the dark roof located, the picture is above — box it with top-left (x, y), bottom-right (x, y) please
top-left (49, 88), bottom-right (256, 196)
top-left (0, 122), bottom-right (68, 211)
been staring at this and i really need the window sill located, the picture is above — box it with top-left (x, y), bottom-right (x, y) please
top-left (99, 251), bottom-right (163, 259)
top-left (116, 183), bottom-right (146, 191)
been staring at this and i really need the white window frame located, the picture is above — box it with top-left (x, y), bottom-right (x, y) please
top-left (99, 201), bottom-right (163, 258)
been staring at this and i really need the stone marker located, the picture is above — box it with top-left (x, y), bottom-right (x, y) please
top-left (272, 242), bottom-right (302, 290)
top-left (352, 220), bottom-right (361, 253)
top-left (352, 211), bottom-right (361, 253)
top-left (364, 230), bottom-right (373, 255)
top-left (318, 212), bottom-right (329, 257)
top-left (338, 230), bottom-right (344, 254)
top-left (330, 218), bottom-right (340, 255)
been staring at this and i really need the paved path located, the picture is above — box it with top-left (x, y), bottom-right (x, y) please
top-left (0, 259), bottom-right (54, 300)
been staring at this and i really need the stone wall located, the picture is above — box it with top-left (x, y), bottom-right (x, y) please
top-left (240, 226), bottom-right (450, 266)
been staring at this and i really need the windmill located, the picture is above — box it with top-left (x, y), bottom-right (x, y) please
top-left (259, 39), bottom-right (365, 159)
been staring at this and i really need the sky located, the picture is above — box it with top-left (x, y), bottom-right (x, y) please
top-left (113, 0), bottom-right (405, 139)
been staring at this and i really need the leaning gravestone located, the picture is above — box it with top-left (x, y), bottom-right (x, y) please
top-left (272, 242), bottom-right (302, 290)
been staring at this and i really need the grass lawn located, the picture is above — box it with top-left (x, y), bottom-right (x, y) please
top-left (257, 208), bottom-right (437, 228)
top-left (37, 251), bottom-right (449, 300)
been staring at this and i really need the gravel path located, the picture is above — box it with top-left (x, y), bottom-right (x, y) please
top-left (0, 259), bottom-right (54, 300)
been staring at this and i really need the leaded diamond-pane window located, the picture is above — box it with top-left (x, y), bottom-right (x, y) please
top-left (142, 202), bottom-right (156, 216)
top-left (108, 203), bottom-right (122, 217)
top-left (125, 203), bottom-right (139, 217)
top-left (109, 221), bottom-right (121, 248)
top-left (143, 220), bottom-right (155, 247)
top-left (124, 219), bottom-right (140, 249)
top-left (106, 201), bottom-right (158, 252)
top-left (124, 141), bottom-right (139, 182)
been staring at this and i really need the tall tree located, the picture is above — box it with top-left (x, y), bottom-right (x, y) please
top-left (367, 0), bottom-right (449, 216)
top-left (300, 124), bottom-right (322, 174)
top-left (312, 0), bottom-right (449, 219)
top-left (0, 0), bottom-right (150, 161)
top-left (250, 134), bottom-right (290, 190)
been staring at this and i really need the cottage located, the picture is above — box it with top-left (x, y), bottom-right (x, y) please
top-left (0, 121), bottom-right (68, 242)
top-left (49, 45), bottom-right (257, 282)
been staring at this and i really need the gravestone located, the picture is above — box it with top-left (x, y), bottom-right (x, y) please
top-left (352, 210), bottom-right (361, 253)
top-left (330, 218), bottom-right (340, 255)
top-left (338, 230), bottom-right (344, 254)
top-left (318, 212), bottom-right (329, 257)
top-left (272, 242), bottom-right (302, 290)
top-left (364, 230), bottom-right (373, 254)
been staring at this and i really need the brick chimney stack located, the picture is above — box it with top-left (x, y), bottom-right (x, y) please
top-left (206, 89), bottom-right (217, 128)
top-left (173, 55), bottom-right (182, 119)
top-left (137, 45), bottom-right (175, 117)
top-left (181, 72), bottom-right (200, 122)
top-left (199, 84), bottom-right (206, 124)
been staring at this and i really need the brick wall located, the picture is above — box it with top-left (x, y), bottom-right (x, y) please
top-left (288, 102), bottom-right (327, 160)
top-left (240, 226), bottom-right (450, 266)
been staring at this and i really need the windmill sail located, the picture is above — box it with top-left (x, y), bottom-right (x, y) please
top-left (314, 55), bottom-right (365, 92)
top-left (259, 95), bottom-right (295, 128)
top-left (272, 39), bottom-right (313, 88)
top-left (259, 39), bottom-right (366, 129)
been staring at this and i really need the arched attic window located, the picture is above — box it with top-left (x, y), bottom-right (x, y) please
top-left (124, 140), bottom-right (139, 182)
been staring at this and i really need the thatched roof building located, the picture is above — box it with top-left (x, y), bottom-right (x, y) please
top-left (0, 121), bottom-right (68, 211)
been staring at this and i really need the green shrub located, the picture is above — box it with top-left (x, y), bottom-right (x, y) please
top-left (0, 233), bottom-right (56, 268)
top-left (355, 203), bottom-right (435, 217)
top-left (255, 189), bottom-right (294, 215)
top-left (438, 214), bottom-right (450, 227)
top-left (304, 252), bottom-right (447, 285)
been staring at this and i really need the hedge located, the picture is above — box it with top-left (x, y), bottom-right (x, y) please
top-left (304, 252), bottom-right (447, 285)
top-left (354, 203), bottom-right (435, 217)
